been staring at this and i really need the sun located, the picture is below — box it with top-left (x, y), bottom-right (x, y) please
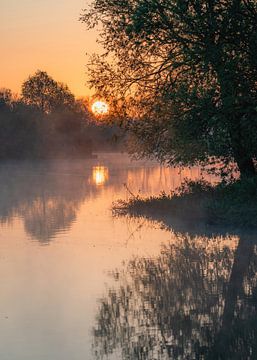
top-left (91, 101), bottom-right (109, 116)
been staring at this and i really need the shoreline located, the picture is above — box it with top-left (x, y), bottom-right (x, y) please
top-left (113, 178), bottom-right (257, 230)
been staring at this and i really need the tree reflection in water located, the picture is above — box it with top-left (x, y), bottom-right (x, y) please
top-left (0, 157), bottom-right (214, 244)
top-left (0, 163), bottom-right (87, 243)
top-left (93, 232), bottom-right (257, 360)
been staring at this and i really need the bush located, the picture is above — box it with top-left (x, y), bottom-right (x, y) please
top-left (113, 178), bottom-right (257, 228)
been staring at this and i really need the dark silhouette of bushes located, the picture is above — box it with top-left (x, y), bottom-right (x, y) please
top-left (0, 71), bottom-right (124, 159)
top-left (0, 98), bottom-right (92, 159)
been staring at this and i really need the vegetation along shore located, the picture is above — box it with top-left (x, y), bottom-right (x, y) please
top-left (113, 177), bottom-right (257, 229)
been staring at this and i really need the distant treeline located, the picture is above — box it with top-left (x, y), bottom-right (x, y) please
top-left (0, 70), bottom-right (124, 159)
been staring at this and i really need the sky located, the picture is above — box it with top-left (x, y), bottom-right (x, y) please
top-left (0, 0), bottom-right (100, 97)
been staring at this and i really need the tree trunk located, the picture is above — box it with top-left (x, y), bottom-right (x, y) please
top-left (229, 116), bottom-right (256, 177)
top-left (235, 156), bottom-right (256, 178)
top-left (213, 66), bottom-right (256, 178)
top-left (229, 116), bottom-right (256, 178)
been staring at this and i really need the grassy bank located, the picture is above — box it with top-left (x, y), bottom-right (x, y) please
top-left (113, 178), bottom-right (257, 228)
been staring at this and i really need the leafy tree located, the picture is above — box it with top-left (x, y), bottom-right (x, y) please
top-left (0, 100), bottom-right (41, 159)
top-left (21, 70), bottom-right (75, 113)
top-left (81, 0), bottom-right (257, 177)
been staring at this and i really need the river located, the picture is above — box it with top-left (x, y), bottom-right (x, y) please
top-left (0, 153), bottom-right (255, 360)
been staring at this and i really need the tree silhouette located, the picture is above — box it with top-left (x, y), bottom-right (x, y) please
top-left (81, 0), bottom-right (257, 178)
top-left (22, 70), bottom-right (75, 113)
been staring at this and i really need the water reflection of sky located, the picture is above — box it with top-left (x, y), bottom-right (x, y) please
top-left (93, 232), bottom-right (257, 360)
top-left (0, 153), bottom-right (251, 360)
top-left (92, 166), bottom-right (109, 186)
top-left (0, 154), bottom-right (217, 244)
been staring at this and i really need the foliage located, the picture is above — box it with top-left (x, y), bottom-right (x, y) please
top-left (0, 73), bottom-right (124, 159)
top-left (0, 99), bottom-right (41, 159)
top-left (81, 0), bottom-right (257, 177)
top-left (113, 177), bottom-right (257, 227)
top-left (21, 70), bottom-right (76, 113)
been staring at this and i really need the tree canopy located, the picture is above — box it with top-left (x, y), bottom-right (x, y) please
top-left (81, 0), bottom-right (257, 177)
top-left (21, 70), bottom-right (76, 113)
top-left (0, 75), bottom-right (124, 159)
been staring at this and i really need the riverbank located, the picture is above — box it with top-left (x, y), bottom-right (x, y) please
top-left (113, 178), bottom-right (257, 228)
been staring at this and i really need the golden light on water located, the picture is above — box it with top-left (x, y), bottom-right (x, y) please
top-left (91, 101), bottom-right (109, 116)
top-left (92, 166), bottom-right (109, 186)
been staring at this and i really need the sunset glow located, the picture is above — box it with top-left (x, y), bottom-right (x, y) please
top-left (0, 0), bottom-right (100, 97)
top-left (91, 101), bottom-right (109, 116)
top-left (92, 166), bottom-right (109, 186)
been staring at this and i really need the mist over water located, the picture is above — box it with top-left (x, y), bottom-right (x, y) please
top-left (0, 153), bottom-right (254, 360)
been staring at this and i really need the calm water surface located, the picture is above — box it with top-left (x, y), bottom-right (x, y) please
top-left (0, 153), bottom-right (255, 360)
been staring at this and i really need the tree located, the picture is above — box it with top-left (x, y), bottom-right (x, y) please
top-left (21, 70), bottom-right (75, 113)
top-left (81, 0), bottom-right (257, 178)
top-left (0, 99), bottom-right (41, 159)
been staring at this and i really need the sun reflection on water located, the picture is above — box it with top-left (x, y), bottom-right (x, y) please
top-left (92, 166), bottom-right (109, 186)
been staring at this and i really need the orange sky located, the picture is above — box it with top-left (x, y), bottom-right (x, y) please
top-left (0, 0), bottom-right (100, 97)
